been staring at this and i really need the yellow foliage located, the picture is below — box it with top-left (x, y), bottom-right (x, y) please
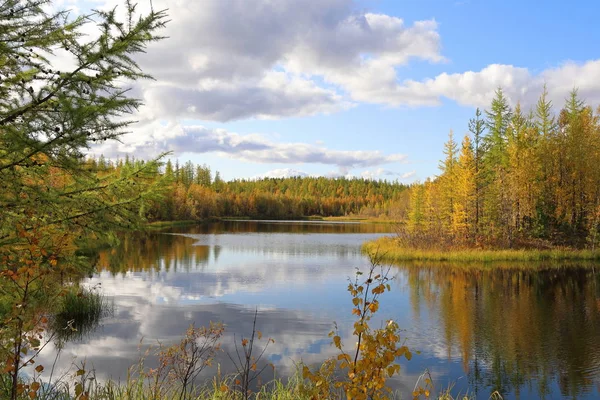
top-left (301, 255), bottom-right (410, 399)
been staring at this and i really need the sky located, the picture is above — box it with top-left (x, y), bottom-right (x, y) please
top-left (63, 0), bottom-right (600, 182)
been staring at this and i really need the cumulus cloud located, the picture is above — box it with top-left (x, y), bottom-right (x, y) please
top-left (47, 1), bottom-right (600, 121)
top-left (89, 0), bottom-right (443, 121)
top-left (140, 72), bottom-right (350, 122)
top-left (91, 123), bottom-right (407, 170)
top-left (388, 60), bottom-right (600, 109)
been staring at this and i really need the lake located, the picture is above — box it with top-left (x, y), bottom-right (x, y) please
top-left (38, 220), bottom-right (600, 399)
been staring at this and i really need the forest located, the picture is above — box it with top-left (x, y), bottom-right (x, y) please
top-left (402, 88), bottom-right (600, 250)
top-left (86, 156), bottom-right (411, 221)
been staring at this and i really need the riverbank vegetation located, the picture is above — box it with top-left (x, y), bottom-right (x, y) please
top-left (367, 87), bottom-right (600, 261)
top-left (364, 236), bottom-right (600, 262)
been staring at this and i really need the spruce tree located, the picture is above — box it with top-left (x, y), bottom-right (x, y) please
top-left (468, 108), bottom-right (485, 236)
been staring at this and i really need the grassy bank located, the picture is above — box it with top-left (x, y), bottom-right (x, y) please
top-left (321, 215), bottom-right (401, 224)
top-left (146, 220), bottom-right (205, 229)
top-left (363, 236), bottom-right (600, 262)
top-left (12, 372), bottom-right (471, 400)
top-left (146, 216), bottom-right (400, 227)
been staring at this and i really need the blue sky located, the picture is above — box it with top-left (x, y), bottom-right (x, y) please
top-left (80, 0), bottom-right (600, 182)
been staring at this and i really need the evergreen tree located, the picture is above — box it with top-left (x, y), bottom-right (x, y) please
top-left (468, 108), bottom-right (486, 236)
top-left (482, 88), bottom-right (512, 241)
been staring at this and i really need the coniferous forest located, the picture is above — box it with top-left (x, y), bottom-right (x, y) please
top-left (403, 88), bottom-right (600, 249)
top-left (86, 157), bottom-right (410, 221)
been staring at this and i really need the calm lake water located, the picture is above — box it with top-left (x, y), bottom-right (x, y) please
top-left (39, 221), bottom-right (600, 399)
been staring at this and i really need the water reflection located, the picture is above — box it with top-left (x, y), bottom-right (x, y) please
top-left (399, 262), bottom-right (600, 399)
top-left (38, 222), bottom-right (600, 399)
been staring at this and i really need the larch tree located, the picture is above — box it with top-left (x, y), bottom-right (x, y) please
top-left (453, 135), bottom-right (477, 241)
top-left (468, 108), bottom-right (486, 237)
top-left (534, 86), bottom-right (559, 237)
top-left (438, 130), bottom-right (458, 233)
top-left (0, 1), bottom-right (167, 398)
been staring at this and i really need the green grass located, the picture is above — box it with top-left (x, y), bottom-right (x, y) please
top-left (321, 215), bottom-right (401, 224)
top-left (146, 220), bottom-right (201, 229)
top-left (52, 287), bottom-right (113, 342)
top-left (363, 236), bottom-right (600, 262)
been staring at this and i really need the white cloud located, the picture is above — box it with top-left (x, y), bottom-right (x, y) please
top-left (91, 123), bottom-right (407, 170)
top-left (44, 1), bottom-right (600, 123)
top-left (86, 0), bottom-right (443, 121)
top-left (140, 71), bottom-right (351, 122)
top-left (387, 60), bottom-right (600, 109)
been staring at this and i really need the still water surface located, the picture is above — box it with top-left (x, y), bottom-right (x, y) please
top-left (40, 221), bottom-right (600, 399)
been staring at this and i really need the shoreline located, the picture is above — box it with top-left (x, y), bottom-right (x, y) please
top-left (146, 216), bottom-right (400, 229)
top-left (362, 236), bottom-right (600, 262)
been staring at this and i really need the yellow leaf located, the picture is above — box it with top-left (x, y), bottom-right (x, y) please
top-left (35, 365), bottom-right (44, 373)
top-left (251, 363), bottom-right (257, 371)
top-left (241, 338), bottom-right (248, 347)
top-left (333, 335), bottom-right (341, 349)
top-left (368, 302), bottom-right (379, 313)
top-left (31, 382), bottom-right (40, 391)
top-left (302, 366), bottom-right (310, 378)
top-left (76, 369), bottom-right (85, 376)
top-left (257, 331), bottom-right (262, 340)
top-left (220, 384), bottom-right (228, 392)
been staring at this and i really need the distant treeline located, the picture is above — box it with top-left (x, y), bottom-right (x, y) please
top-left (86, 156), bottom-right (410, 221)
top-left (405, 88), bottom-right (600, 249)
